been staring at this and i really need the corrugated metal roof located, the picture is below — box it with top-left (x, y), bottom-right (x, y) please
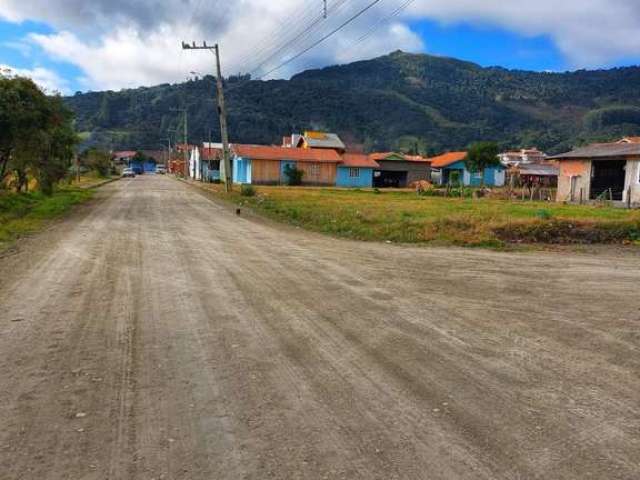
top-left (517, 163), bottom-right (559, 176)
top-left (233, 144), bottom-right (341, 162)
top-left (368, 152), bottom-right (430, 163)
top-left (300, 132), bottom-right (346, 150)
top-left (550, 142), bottom-right (640, 160)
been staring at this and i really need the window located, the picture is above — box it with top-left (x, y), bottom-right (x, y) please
top-left (309, 164), bottom-right (320, 176)
top-left (349, 167), bottom-right (360, 178)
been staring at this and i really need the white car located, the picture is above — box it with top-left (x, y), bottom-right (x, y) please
top-left (122, 168), bottom-right (136, 178)
top-left (155, 165), bottom-right (167, 174)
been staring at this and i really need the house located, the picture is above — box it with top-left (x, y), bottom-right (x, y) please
top-left (189, 143), bottom-right (222, 182)
top-left (508, 162), bottom-right (559, 188)
top-left (550, 139), bottom-right (640, 204)
top-left (232, 144), bottom-right (342, 185)
top-left (336, 154), bottom-right (380, 188)
top-left (296, 131), bottom-right (346, 153)
top-left (113, 150), bottom-right (157, 174)
top-left (430, 151), bottom-right (506, 187)
top-left (499, 148), bottom-right (546, 166)
top-left (112, 151), bottom-right (137, 165)
top-left (369, 152), bottom-right (431, 188)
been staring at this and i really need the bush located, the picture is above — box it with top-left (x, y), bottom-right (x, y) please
top-left (494, 220), bottom-right (640, 244)
top-left (535, 209), bottom-right (553, 220)
top-left (240, 184), bottom-right (256, 197)
top-left (283, 164), bottom-right (304, 186)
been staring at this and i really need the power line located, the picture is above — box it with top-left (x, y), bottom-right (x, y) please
top-left (255, 0), bottom-right (385, 80)
top-left (296, 0), bottom-right (415, 73)
top-left (228, 0), bottom-right (352, 76)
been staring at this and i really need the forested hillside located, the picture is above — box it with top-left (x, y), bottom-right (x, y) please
top-left (65, 51), bottom-right (640, 155)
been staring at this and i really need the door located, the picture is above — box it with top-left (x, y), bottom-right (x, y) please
top-left (590, 160), bottom-right (626, 200)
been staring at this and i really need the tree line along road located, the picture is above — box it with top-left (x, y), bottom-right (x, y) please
top-left (1, 175), bottom-right (639, 480)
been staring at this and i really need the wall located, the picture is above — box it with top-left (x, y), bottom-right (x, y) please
top-left (280, 161), bottom-right (297, 184)
top-left (297, 162), bottom-right (337, 186)
top-left (251, 159), bottom-right (281, 184)
top-left (233, 157), bottom-right (251, 184)
top-left (376, 160), bottom-right (430, 186)
top-left (556, 160), bottom-right (591, 202)
top-left (336, 167), bottom-right (373, 187)
top-left (623, 159), bottom-right (640, 205)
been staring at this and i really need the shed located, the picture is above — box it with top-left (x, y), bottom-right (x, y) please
top-left (369, 152), bottom-right (431, 188)
top-left (550, 140), bottom-right (640, 204)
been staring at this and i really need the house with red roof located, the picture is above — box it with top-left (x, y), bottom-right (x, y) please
top-left (430, 151), bottom-right (506, 187)
top-left (336, 153), bottom-right (380, 187)
top-left (232, 144), bottom-right (342, 185)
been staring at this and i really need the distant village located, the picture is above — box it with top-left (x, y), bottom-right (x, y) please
top-left (113, 131), bottom-right (640, 207)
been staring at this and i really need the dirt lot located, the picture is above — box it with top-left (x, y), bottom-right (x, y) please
top-left (1, 175), bottom-right (639, 480)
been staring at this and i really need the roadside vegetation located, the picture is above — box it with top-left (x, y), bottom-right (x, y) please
top-left (201, 184), bottom-right (640, 247)
top-left (0, 187), bottom-right (93, 249)
top-left (1, 73), bottom-right (115, 250)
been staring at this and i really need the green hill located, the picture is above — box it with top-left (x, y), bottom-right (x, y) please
top-left (65, 51), bottom-right (640, 155)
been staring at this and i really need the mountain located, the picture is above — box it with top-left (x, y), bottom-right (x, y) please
top-left (65, 51), bottom-right (640, 155)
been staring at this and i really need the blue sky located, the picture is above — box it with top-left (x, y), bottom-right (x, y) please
top-left (1, 0), bottom-right (640, 93)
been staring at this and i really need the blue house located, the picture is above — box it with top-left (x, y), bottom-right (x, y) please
top-left (336, 153), bottom-right (379, 188)
top-left (431, 151), bottom-right (506, 187)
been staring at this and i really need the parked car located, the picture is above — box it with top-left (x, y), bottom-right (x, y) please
top-left (155, 165), bottom-right (167, 174)
top-left (122, 168), bottom-right (136, 178)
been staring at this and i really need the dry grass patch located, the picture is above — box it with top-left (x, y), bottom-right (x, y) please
top-left (199, 184), bottom-right (640, 247)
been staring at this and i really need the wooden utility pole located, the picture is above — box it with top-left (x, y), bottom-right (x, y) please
top-left (170, 108), bottom-right (188, 177)
top-left (182, 41), bottom-right (232, 192)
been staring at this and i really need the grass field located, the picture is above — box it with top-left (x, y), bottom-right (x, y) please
top-left (0, 185), bottom-right (95, 250)
top-left (201, 184), bottom-right (640, 247)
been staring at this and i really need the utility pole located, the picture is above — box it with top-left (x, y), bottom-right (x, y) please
top-left (170, 108), bottom-right (188, 178)
top-left (323, 0), bottom-right (327, 18)
top-left (182, 41), bottom-right (232, 192)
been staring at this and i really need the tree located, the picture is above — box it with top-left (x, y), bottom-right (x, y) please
top-left (81, 148), bottom-right (113, 177)
top-left (465, 141), bottom-right (500, 187)
top-left (283, 164), bottom-right (304, 186)
top-left (31, 97), bottom-right (78, 194)
top-left (0, 73), bottom-right (77, 194)
top-left (0, 75), bottom-right (48, 186)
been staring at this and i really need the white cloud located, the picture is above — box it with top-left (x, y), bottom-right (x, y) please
top-left (0, 63), bottom-right (69, 94)
top-left (3, 0), bottom-right (640, 90)
top-left (24, 0), bottom-right (426, 90)
top-left (406, 0), bottom-right (640, 68)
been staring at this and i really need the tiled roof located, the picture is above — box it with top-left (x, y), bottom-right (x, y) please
top-left (340, 153), bottom-right (380, 168)
top-left (112, 151), bottom-right (137, 158)
top-left (549, 142), bottom-right (640, 160)
top-left (429, 151), bottom-right (467, 168)
top-left (233, 144), bottom-right (341, 162)
top-left (201, 147), bottom-right (222, 161)
top-left (620, 137), bottom-right (640, 144)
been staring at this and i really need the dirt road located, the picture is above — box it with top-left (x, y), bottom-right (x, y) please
top-left (1, 175), bottom-right (639, 479)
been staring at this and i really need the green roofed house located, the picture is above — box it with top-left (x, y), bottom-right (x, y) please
top-left (369, 152), bottom-right (432, 188)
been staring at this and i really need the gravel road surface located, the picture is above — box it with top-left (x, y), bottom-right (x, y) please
top-left (1, 175), bottom-right (639, 479)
